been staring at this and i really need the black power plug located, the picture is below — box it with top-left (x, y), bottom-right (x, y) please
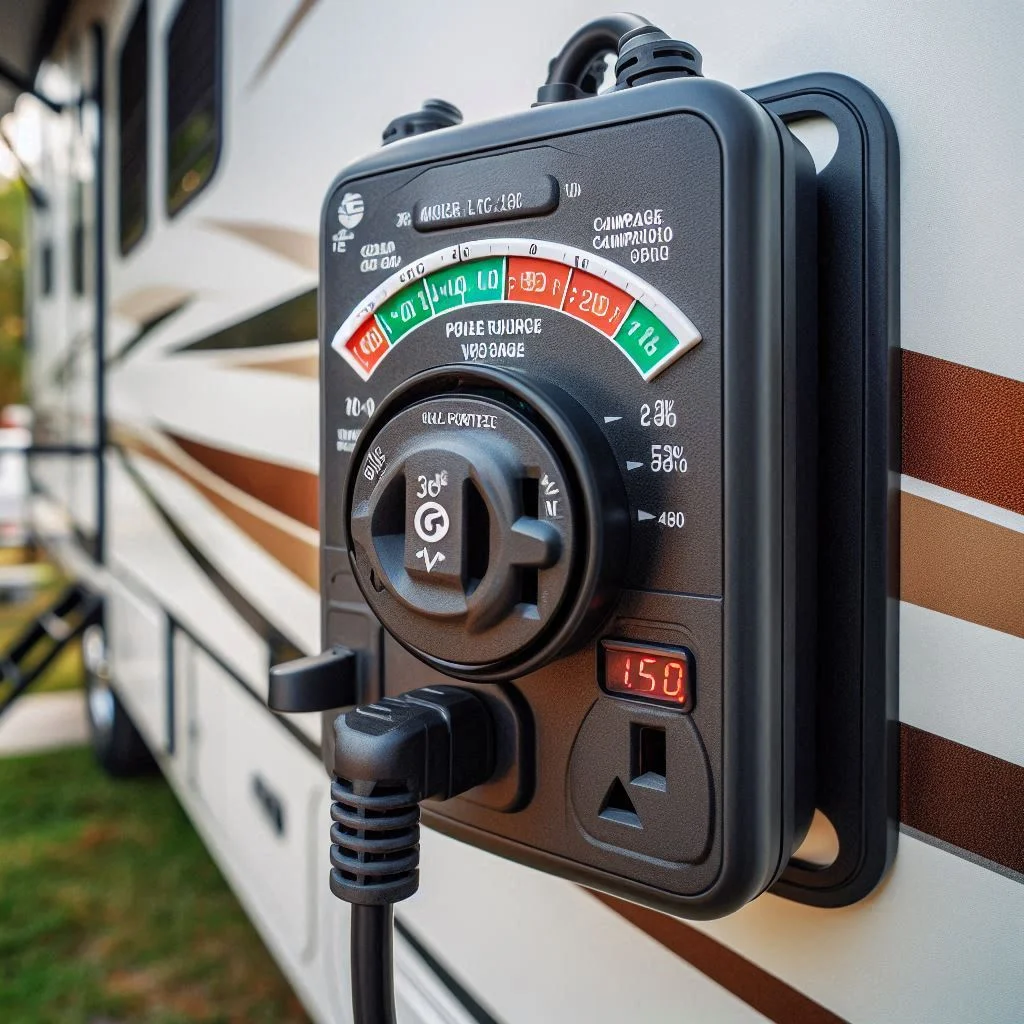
top-left (329, 686), bottom-right (494, 904)
top-left (330, 687), bottom-right (495, 1024)
top-left (269, 652), bottom-right (496, 1024)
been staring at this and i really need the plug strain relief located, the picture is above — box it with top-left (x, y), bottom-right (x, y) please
top-left (329, 777), bottom-right (421, 905)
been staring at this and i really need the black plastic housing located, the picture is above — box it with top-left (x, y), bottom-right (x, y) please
top-left (752, 74), bottom-right (901, 906)
top-left (268, 645), bottom-right (357, 713)
top-left (319, 71), bottom-right (897, 917)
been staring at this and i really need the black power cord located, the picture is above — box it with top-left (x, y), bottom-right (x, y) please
top-left (351, 905), bottom-right (396, 1024)
top-left (536, 14), bottom-right (703, 105)
top-left (330, 686), bottom-right (495, 1024)
top-left (536, 13), bottom-right (650, 104)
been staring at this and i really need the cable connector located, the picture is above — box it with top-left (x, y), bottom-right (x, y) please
top-left (613, 27), bottom-right (703, 88)
top-left (329, 686), bottom-right (494, 906)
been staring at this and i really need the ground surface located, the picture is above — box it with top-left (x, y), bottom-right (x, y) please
top-left (0, 690), bottom-right (88, 755)
top-left (0, 746), bottom-right (311, 1024)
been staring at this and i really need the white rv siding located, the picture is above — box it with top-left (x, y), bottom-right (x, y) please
top-left (19, 1), bottom-right (1024, 1021)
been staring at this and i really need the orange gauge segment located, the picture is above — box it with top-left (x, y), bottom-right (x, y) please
top-left (505, 257), bottom-right (572, 309)
top-left (346, 317), bottom-right (391, 376)
top-left (562, 270), bottom-right (633, 336)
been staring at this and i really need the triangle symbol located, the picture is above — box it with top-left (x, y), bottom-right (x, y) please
top-left (598, 777), bottom-right (643, 829)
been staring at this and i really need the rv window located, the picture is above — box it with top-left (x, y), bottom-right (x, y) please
top-left (165, 0), bottom-right (222, 216)
top-left (72, 178), bottom-right (85, 294)
top-left (41, 242), bottom-right (53, 296)
top-left (117, 0), bottom-right (149, 255)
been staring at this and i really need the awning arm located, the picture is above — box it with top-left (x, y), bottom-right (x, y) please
top-left (0, 55), bottom-right (63, 113)
top-left (0, 122), bottom-right (49, 208)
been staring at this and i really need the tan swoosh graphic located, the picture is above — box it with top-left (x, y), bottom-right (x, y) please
top-left (902, 492), bottom-right (1024, 639)
top-left (167, 432), bottom-right (318, 530)
top-left (113, 285), bottom-right (194, 325)
top-left (113, 425), bottom-right (317, 589)
top-left (202, 219), bottom-right (318, 271)
top-left (231, 350), bottom-right (319, 379)
top-left (592, 892), bottom-right (849, 1024)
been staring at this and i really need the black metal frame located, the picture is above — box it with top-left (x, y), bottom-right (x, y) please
top-left (0, 583), bottom-right (102, 718)
top-left (93, 21), bottom-right (107, 565)
top-left (0, 55), bottom-right (63, 113)
top-left (25, 23), bottom-right (107, 564)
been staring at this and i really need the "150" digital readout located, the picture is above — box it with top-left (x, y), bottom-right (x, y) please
top-left (600, 640), bottom-right (695, 710)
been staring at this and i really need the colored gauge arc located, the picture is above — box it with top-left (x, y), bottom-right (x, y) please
top-left (330, 238), bottom-right (702, 382)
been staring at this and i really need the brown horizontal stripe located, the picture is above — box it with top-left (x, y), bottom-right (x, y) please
top-left (901, 724), bottom-right (1024, 875)
top-left (593, 892), bottom-right (848, 1024)
top-left (113, 427), bottom-right (318, 589)
top-left (168, 433), bottom-right (318, 530)
top-left (901, 492), bottom-right (1024, 639)
top-left (903, 350), bottom-right (1024, 516)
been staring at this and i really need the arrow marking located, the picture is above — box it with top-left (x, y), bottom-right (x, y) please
top-left (603, 416), bottom-right (622, 423)
top-left (637, 510), bottom-right (655, 522)
top-left (626, 461), bottom-right (644, 471)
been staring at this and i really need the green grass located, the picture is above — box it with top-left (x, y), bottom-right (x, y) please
top-left (0, 747), bottom-right (310, 1023)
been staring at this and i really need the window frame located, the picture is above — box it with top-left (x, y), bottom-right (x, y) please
top-left (116, 0), bottom-right (150, 256)
top-left (40, 240), bottom-right (54, 296)
top-left (164, 0), bottom-right (224, 219)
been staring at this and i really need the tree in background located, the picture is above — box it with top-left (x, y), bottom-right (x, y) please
top-left (0, 181), bottom-right (25, 409)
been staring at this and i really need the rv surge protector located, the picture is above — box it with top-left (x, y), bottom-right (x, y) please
top-left (279, 18), bottom-right (899, 938)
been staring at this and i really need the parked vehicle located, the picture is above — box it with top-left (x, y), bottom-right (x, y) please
top-left (2, 2), bottom-right (1021, 1021)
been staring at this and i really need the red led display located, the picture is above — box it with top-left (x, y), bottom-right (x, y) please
top-left (601, 640), bottom-right (694, 709)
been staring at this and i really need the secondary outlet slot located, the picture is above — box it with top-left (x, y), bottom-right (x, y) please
top-left (631, 724), bottom-right (667, 792)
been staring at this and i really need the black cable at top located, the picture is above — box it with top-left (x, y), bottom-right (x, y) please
top-left (351, 904), bottom-right (396, 1024)
top-left (536, 13), bottom-right (652, 104)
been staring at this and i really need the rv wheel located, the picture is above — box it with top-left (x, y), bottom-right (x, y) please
top-left (83, 625), bottom-right (156, 777)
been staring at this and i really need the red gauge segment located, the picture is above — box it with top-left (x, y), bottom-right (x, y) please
top-left (346, 317), bottom-right (391, 376)
top-left (562, 269), bottom-right (633, 336)
top-left (505, 256), bottom-right (572, 309)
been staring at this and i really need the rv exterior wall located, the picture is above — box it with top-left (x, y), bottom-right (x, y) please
top-left (21, 1), bottom-right (1024, 1022)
